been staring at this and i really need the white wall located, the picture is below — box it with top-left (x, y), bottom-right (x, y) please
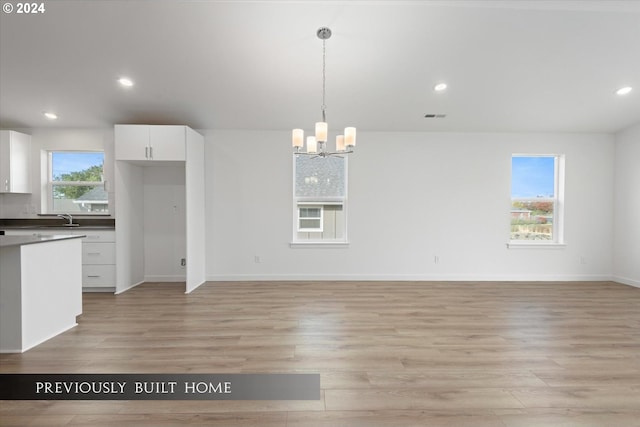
top-left (1, 127), bottom-right (626, 284)
top-left (613, 123), bottom-right (640, 287)
top-left (206, 130), bottom-right (615, 281)
top-left (114, 161), bottom-right (144, 293)
top-left (0, 128), bottom-right (114, 217)
top-left (142, 164), bottom-right (186, 282)
top-left (185, 127), bottom-right (206, 293)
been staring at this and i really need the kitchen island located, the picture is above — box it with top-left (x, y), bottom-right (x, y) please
top-left (0, 234), bottom-right (84, 353)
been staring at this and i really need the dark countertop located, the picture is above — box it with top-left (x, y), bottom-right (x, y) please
top-left (0, 217), bottom-right (115, 230)
top-left (1, 225), bottom-right (115, 230)
top-left (0, 234), bottom-right (85, 248)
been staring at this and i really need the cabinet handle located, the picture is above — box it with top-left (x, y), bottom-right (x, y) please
top-left (87, 275), bottom-right (101, 278)
top-left (145, 146), bottom-right (149, 158)
top-left (149, 146), bottom-right (153, 159)
top-left (4, 179), bottom-right (8, 191)
top-left (87, 252), bottom-right (101, 255)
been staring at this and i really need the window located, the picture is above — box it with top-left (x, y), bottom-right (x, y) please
top-left (298, 205), bottom-right (324, 232)
top-left (293, 155), bottom-right (347, 242)
top-left (48, 151), bottom-right (108, 213)
top-left (510, 154), bottom-right (564, 244)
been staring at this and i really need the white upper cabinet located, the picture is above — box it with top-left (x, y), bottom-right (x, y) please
top-left (0, 130), bottom-right (31, 194)
top-left (114, 125), bottom-right (148, 161)
top-left (115, 125), bottom-right (186, 161)
top-left (148, 126), bottom-right (186, 161)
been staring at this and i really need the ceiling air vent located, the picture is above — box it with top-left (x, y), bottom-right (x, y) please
top-left (424, 114), bottom-right (447, 119)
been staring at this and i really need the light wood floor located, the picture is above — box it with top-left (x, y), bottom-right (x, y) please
top-left (1, 281), bottom-right (639, 426)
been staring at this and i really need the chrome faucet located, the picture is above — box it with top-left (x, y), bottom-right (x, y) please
top-left (57, 213), bottom-right (73, 225)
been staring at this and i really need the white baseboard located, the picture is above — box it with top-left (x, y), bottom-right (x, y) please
top-left (115, 280), bottom-right (144, 294)
top-left (115, 278), bottom-right (190, 294)
top-left (11, 323), bottom-right (78, 353)
top-left (185, 280), bottom-right (206, 294)
top-left (0, 348), bottom-right (24, 354)
top-left (612, 275), bottom-right (640, 288)
top-left (144, 275), bottom-right (186, 283)
top-left (83, 287), bottom-right (115, 293)
top-left (206, 273), bottom-right (615, 282)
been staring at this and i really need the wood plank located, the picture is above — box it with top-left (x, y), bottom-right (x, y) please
top-left (324, 388), bottom-right (525, 411)
top-left (0, 280), bottom-right (638, 426)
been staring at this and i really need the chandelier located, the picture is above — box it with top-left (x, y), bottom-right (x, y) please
top-left (292, 27), bottom-right (356, 157)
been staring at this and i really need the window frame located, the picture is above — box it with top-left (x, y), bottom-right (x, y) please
top-left (291, 155), bottom-right (349, 246)
top-left (297, 204), bottom-right (324, 232)
top-left (46, 150), bottom-right (108, 214)
top-left (508, 154), bottom-right (565, 248)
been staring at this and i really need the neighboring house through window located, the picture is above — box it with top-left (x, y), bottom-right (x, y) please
top-left (48, 151), bottom-right (108, 213)
top-left (293, 155), bottom-right (347, 242)
top-left (510, 154), bottom-right (564, 243)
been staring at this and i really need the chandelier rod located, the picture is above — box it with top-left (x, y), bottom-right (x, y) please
top-left (321, 30), bottom-right (327, 123)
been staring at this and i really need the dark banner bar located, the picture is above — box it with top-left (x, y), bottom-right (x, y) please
top-left (0, 374), bottom-right (320, 400)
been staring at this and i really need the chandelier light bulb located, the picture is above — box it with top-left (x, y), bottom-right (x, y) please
top-left (315, 122), bottom-right (328, 143)
top-left (344, 127), bottom-right (356, 147)
top-left (307, 136), bottom-right (318, 154)
top-left (292, 129), bottom-right (304, 148)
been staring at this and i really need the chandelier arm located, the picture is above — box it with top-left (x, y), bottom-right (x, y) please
top-left (294, 149), bottom-right (352, 158)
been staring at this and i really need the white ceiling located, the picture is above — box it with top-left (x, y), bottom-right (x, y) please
top-left (1, 0), bottom-right (639, 133)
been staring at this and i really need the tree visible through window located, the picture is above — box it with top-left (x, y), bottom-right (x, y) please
top-left (49, 151), bottom-right (108, 213)
top-left (510, 155), bottom-right (563, 242)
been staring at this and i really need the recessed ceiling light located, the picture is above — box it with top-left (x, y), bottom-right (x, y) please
top-left (434, 83), bottom-right (448, 92)
top-left (44, 112), bottom-right (58, 120)
top-left (615, 86), bottom-right (632, 95)
top-left (118, 77), bottom-right (134, 87)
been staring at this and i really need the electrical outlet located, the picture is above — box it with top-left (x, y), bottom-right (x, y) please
top-left (254, 255), bottom-right (261, 263)
top-left (434, 255), bottom-right (440, 264)
top-left (580, 256), bottom-right (587, 265)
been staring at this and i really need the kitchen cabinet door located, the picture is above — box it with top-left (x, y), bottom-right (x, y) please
top-left (0, 130), bottom-right (31, 193)
top-left (114, 125), bottom-right (150, 161)
top-left (149, 126), bottom-right (186, 161)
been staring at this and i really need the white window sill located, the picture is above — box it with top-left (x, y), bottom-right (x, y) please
top-left (507, 242), bottom-right (566, 249)
top-left (290, 241), bottom-right (350, 249)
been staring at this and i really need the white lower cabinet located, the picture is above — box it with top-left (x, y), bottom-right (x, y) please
top-left (82, 242), bottom-right (116, 264)
top-left (82, 265), bottom-right (116, 287)
top-left (78, 230), bottom-right (115, 291)
top-left (2, 229), bottom-right (116, 291)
